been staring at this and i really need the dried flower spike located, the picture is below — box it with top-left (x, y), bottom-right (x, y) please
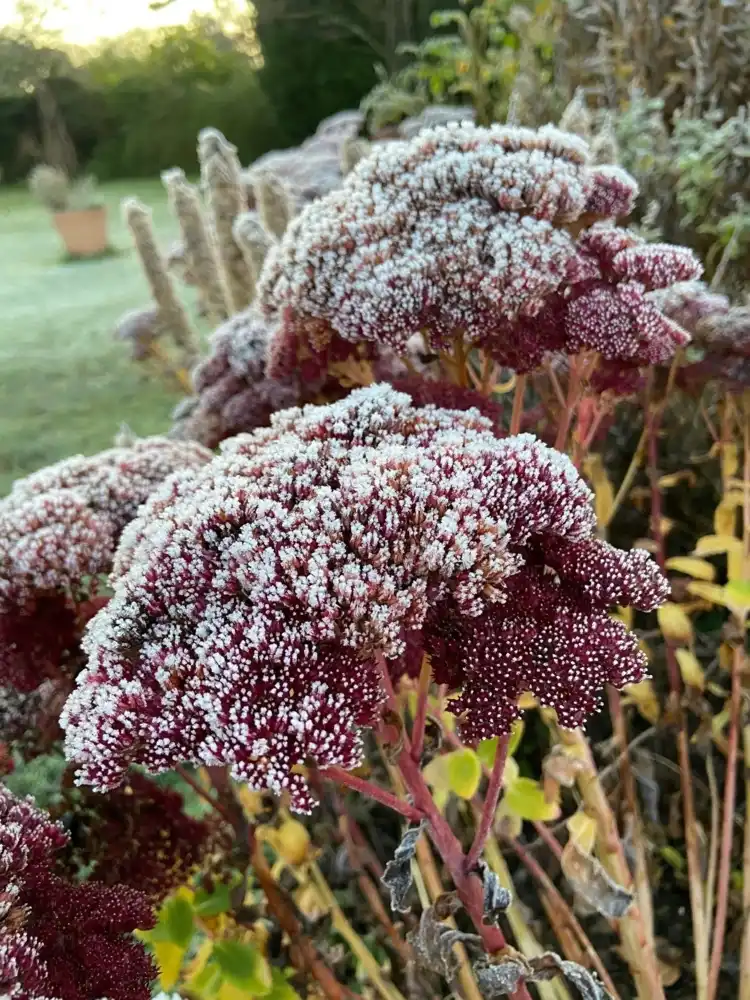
top-left (122, 197), bottom-right (199, 364)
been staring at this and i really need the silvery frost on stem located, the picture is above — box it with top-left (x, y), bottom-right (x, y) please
top-left (0, 438), bottom-right (211, 694)
top-left (258, 121), bottom-right (701, 380)
top-left (63, 386), bottom-right (668, 812)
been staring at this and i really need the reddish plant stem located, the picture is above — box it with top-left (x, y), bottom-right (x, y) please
top-left (554, 356), bottom-right (583, 451)
top-left (647, 399), bottom-right (709, 996)
top-left (175, 764), bottom-right (233, 825)
top-left (378, 661), bottom-right (533, 1000)
top-left (509, 374), bottom-right (527, 436)
top-left (465, 735), bottom-right (510, 872)
top-left (706, 645), bottom-right (742, 1000)
top-left (410, 655), bottom-right (432, 764)
top-left (318, 765), bottom-right (424, 823)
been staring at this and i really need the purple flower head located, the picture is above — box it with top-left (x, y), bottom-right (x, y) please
top-left (259, 122), bottom-right (699, 375)
top-left (0, 785), bottom-right (155, 1000)
top-left (0, 438), bottom-right (211, 693)
top-left (63, 387), bottom-right (667, 810)
top-left (60, 772), bottom-right (228, 905)
top-left (173, 309), bottom-right (300, 448)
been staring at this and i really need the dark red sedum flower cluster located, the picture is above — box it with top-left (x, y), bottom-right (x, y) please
top-left (0, 784), bottom-right (155, 1000)
top-left (0, 438), bottom-right (211, 695)
top-left (61, 772), bottom-right (227, 905)
top-left (63, 386), bottom-right (668, 811)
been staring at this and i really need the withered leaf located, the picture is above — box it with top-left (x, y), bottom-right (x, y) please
top-left (408, 905), bottom-right (481, 979)
top-left (474, 951), bottom-right (614, 999)
top-left (531, 953), bottom-right (614, 1000)
top-left (561, 840), bottom-right (634, 918)
top-left (474, 958), bottom-right (526, 997)
top-left (381, 821), bottom-right (425, 912)
top-left (478, 861), bottom-right (512, 924)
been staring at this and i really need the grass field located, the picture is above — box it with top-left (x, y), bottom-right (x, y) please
top-left (0, 179), bottom-right (196, 495)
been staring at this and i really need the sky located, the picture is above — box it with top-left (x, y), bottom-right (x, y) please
top-left (0, 0), bottom-right (229, 44)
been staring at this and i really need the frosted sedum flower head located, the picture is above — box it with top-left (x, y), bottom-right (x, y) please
top-left (63, 387), bottom-right (668, 811)
top-left (172, 308), bottom-right (298, 448)
top-left (0, 785), bottom-right (155, 1000)
top-left (259, 122), bottom-right (700, 376)
top-left (0, 437), bottom-right (211, 692)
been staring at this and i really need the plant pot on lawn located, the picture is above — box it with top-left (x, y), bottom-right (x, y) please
top-left (28, 164), bottom-right (109, 258)
top-left (53, 205), bottom-right (109, 257)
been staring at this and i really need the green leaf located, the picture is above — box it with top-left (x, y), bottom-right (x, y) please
top-left (503, 777), bottom-right (560, 821)
top-left (161, 894), bottom-right (195, 948)
top-left (189, 960), bottom-right (223, 997)
top-left (446, 748), bottom-right (482, 799)
top-left (725, 579), bottom-right (750, 612)
top-left (212, 940), bottom-right (273, 994)
top-left (266, 969), bottom-right (303, 1000)
top-left (477, 721), bottom-right (524, 769)
top-left (194, 882), bottom-right (232, 917)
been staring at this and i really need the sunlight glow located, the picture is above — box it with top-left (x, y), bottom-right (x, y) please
top-left (0, 0), bottom-right (236, 44)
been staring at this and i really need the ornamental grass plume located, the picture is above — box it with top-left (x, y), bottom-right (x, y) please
top-left (231, 212), bottom-right (274, 301)
top-left (259, 121), bottom-right (701, 379)
top-left (0, 437), bottom-right (211, 693)
top-left (122, 198), bottom-right (200, 365)
top-left (0, 785), bottom-right (155, 1000)
top-left (63, 386), bottom-right (667, 812)
top-left (251, 169), bottom-right (294, 240)
top-left (199, 128), bottom-right (254, 313)
top-left (161, 167), bottom-right (230, 324)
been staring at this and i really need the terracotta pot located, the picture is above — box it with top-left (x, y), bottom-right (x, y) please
top-left (53, 205), bottom-right (108, 257)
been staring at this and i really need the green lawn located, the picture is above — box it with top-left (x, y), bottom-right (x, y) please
top-left (0, 179), bottom-right (194, 495)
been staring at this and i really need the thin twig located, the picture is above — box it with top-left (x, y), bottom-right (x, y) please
top-left (465, 735), bottom-right (510, 872)
top-left (510, 837), bottom-right (622, 1000)
top-left (706, 644), bottom-right (742, 1000)
top-left (410, 655), bottom-right (432, 764)
top-left (317, 765), bottom-right (423, 823)
top-left (510, 374), bottom-right (527, 436)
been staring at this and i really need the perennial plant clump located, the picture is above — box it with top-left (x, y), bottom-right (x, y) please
top-left (63, 386), bottom-right (668, 810)
top-left (0, 785), bottom-right (155, 1000)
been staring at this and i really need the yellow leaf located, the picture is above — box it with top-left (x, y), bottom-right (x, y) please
top-left (274, 818), bottom-right (311, 867)
top-left (714, 501), bottom-right (738, 535)
top-left (660, 517), bottom-right (676, 535)
top-left (518, 691), bottom-right (537, 709)
top-left (446, 748), bottom-right (482, 799)
top-left (504, 776), bottom-right (560, 822)
top-left (687, 581), bottom-right (729, 606)
top-left (658, 471), bottom-right (696, 489)
top-left (614, 605), bottom-right (633, 628)
top-left (152, 940), bottom-right (186, 991)
top-left (675, 648), bottom-right (704, 690)
top-left (622, 679), bottom-right (660, 723)
top-left (721, 442), bottom-right (739, 482)
top-left (567, 811), bottom-right (597, 854)
top-left (693, 534), bottom-right (742, 556)
top-left (665, 556), bottom-right (716, 581)
top-left (657, 602), bottom-right (693, 643)
top-left (584, 454), bottom-right (614, 527)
